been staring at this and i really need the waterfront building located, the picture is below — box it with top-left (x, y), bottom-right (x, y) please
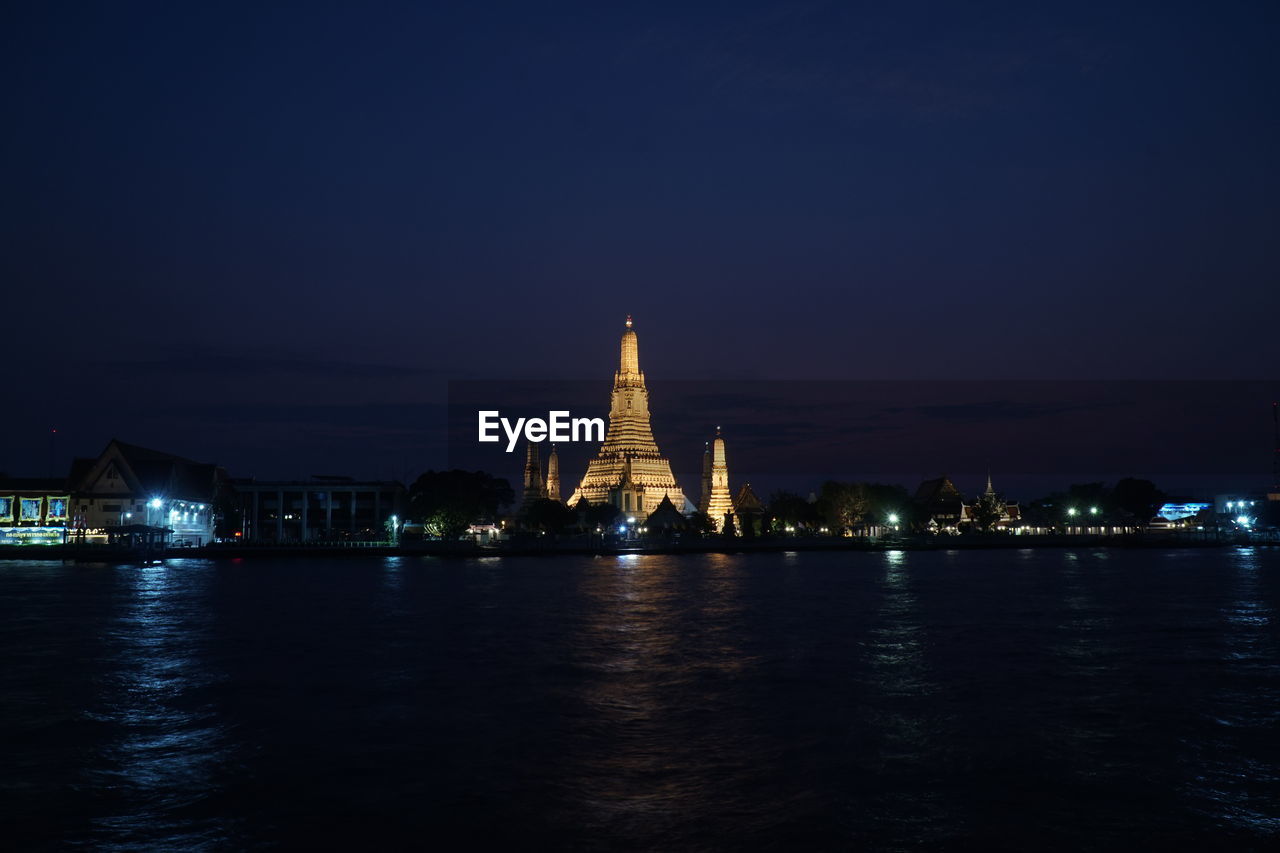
top-left (568, 316), bottom-right (686, 520)
top-left (958, 473), bottom-right (1023, 530)
top-left (1215, 492), bottom-right (1280, 530)
top-left (698, 428), bottom-right (734, 532)
top-left (67, 439), bottom-right (224, 545)
top-left (914, 476), bottom-right (965, 533)
top-left (733, 482), bottom-right (765, 536)
top-left (234, 476), bottom-right (405, 542)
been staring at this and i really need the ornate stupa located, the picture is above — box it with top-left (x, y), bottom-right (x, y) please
top-left (545, 444), bottom-right (561, 503)
top-left (568, 316), bottom-right (685, 519)
top-left (699, 441), bottom-right (712, 512)
top-left (699, 427), bottom-right (734, 531)
top-left (522, 441), bottom-right (546, 506)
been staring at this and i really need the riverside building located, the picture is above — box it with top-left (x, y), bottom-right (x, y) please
top-left (233, 476), bottom-right (405, 542)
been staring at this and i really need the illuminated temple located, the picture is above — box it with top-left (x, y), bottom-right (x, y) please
top-left (568, 316), bottom-right (686, 519)
top-left (699, 427), bottom-right (734, 531)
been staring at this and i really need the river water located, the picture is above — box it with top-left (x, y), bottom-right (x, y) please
top-left (2, 548), bottom-right (1278, 850)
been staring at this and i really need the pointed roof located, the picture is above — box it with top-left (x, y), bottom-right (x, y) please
top-left (733, 482), bottom-right (764, 513)
top-left (645, 494), bottom-right (687, 529)
top-left (72, 439), bottom-right (221, 500)
top-left (914, 476), bottom-right (962, 504)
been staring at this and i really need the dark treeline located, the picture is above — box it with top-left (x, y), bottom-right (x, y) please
top-left (404, 470), bottom-right (1189, 540)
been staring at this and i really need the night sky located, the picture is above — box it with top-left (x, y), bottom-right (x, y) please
top-left (3, 1), bottom-right (1278, 491)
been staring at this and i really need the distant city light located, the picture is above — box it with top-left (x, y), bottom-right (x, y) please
top-left (1089, 506), bottom-right (1099, 515)
top-left (1237, 516), bottom-right (1251, 527)
top-left (888, 513), bottom-right (900, 524)
top-left (1067, 508), bottom-right (1078, 517)
top-left (149, 498), bottom-right (163, 509)
top-left (627, 517), bottom-right (635, 524)
top-left (617, 525), bottom-right (626, 534)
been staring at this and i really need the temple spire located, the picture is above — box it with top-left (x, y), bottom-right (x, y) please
top-left (618, 314), bottom-right (640, 377)
top-left (699, 440), bottom-right (712, 514)
top-left (522, 441), bottom-right (545, 506)
top-left (703, 427), bottom-right (733, 530)
top-left (545, 444), bottom-right (561, 503)
top-left (568, 315), bottom-right (685, 518)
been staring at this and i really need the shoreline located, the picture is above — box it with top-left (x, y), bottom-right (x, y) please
top-left (4, 533), bottom-right (1271, 562)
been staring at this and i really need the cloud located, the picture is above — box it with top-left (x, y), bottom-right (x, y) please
top-left (105, 353), bottom-right (443, 380)
top-left (885, 399), bottom-right (1115, 422)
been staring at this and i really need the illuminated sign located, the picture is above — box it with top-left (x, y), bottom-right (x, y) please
top-left (0, 527), bottom-right (65, 546)
top-left (0, 496), bottom-right (12, 523)
top-left (19, 497), bottom-right (43, 522)
top-left (1157, 502), bottom-right (1211, 521)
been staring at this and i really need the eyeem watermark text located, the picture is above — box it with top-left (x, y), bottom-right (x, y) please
top-left (478, 411), bottom-right (605, 452)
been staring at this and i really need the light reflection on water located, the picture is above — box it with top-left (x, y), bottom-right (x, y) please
top-left (565, 555), bottom-right (759, 841)
top-left (1, 548), bottom-right (1278, 848)
top-left (87, 560), bottom-right (231, 850)
top-left (1179, 547), bottom-right (1280, 834)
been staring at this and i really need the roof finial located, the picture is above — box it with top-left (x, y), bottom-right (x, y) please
top-left (625, 314), bottom-right (633, 329)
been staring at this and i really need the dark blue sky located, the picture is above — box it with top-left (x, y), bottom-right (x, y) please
top-left (3, 1), bottom-right (1278, 483)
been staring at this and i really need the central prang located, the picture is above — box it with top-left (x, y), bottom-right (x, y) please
top-left (567, 316), bottom-right (687, 520)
